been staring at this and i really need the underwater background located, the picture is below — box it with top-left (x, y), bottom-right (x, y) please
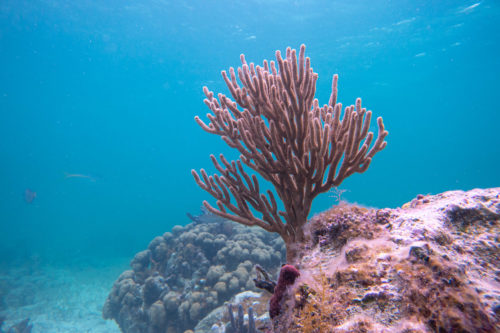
top-left (0, 0), bottom-right (499, 331)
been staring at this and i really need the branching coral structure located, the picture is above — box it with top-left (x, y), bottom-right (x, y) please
top-left (192, 44), bottom-right (388, 262)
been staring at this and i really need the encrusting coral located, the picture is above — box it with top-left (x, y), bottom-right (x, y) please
top-left (192, 44), bottom-right (388, 263)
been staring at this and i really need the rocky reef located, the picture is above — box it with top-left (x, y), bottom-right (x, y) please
top-left (104, 188), bottom-right (499, 333)
top-left (103, 217), bottom-right (285, 333)
top-left (273, 188), bottom-right (499, 332)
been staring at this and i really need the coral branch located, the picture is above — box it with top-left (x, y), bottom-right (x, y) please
top-left (192, 44), bottom-right (388, 262)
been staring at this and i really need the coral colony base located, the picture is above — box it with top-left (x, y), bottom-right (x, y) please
top-left (102, 46), bottom-right (498, 332)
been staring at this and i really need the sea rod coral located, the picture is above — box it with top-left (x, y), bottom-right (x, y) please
top-left (192, 44), bottom-right (388, 262)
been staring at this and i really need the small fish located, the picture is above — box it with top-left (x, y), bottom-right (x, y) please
top-left (186, 206), bottom-right (228, 224)
top-left (64, 173), bottom-right (98, 182)
top-left (458, 3), bottom-right (480, 14)
top-left (394, 17), bottom-right (416, 26)
top-left (24, 188), bottom-right (37, 204)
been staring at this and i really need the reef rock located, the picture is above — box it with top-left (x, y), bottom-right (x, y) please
top-left (274, 187), bottom-right (499, 332)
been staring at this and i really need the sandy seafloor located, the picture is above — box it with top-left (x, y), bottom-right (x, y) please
top-left (0, 257), bottom-right (126, 332)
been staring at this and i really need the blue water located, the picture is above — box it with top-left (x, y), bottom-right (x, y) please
top-left (0, 0), bottom-right (499, 265)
